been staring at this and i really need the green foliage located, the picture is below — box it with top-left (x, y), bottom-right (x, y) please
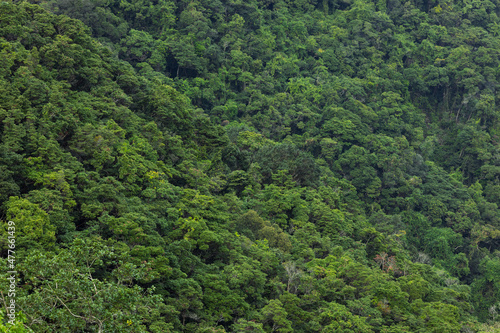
top-left (1, 197), bottom-right (55, 250)
top-left (11, 237), bottom-right (172, 332)
top-left (0, 311), bottom-right (32, 333)
top-left (1, 0), bottom-right (500, 330)
top-left (235, 210), bottom-right (292, 252)
top-left (261, 299), bottom-right (292, 333)
top-left (253, 143), bottom-right (320, 186)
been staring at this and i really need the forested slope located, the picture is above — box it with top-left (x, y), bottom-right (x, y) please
top-left (0, 0), bottom-right (500, 331)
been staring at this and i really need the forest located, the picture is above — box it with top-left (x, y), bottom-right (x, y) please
top-left (0, 0), bottom-right (500, 331)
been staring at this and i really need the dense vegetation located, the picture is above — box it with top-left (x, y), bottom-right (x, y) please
top-left (1, 0), bottom-right (500, 331)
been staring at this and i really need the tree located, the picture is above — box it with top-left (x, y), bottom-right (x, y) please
top-left (13, 238), bottom-right (172, 332)
top-left (261, 300), bottom-right (292, 333)
top-left (1, 197), bottom-right (55, 250)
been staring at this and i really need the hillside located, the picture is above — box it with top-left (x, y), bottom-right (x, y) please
top-left (1, 0), bottom-right (500, 331)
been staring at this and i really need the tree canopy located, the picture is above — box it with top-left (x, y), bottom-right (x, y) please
top-left (1, 0), bottom-right (500, 331)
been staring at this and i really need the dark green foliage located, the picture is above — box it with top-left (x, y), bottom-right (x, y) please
top-left (1, 0), bottom-right (500, 331)
top-left (253, 143), bottom-right (320, 186)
